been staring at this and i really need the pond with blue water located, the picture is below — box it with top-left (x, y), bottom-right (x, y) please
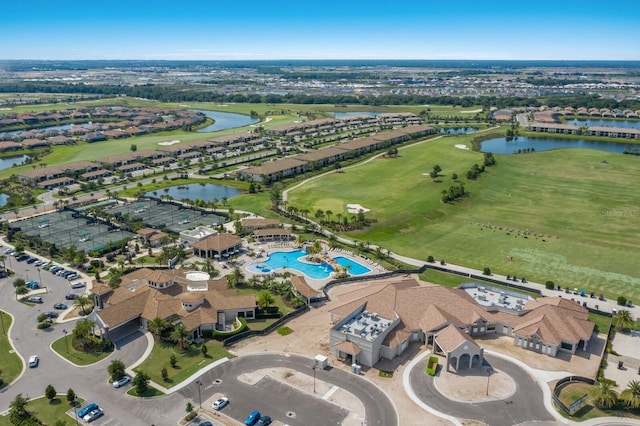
top-left (196, 111), bottom-right (259, 133)
top-left (438, 127), bottom-right (479, 135)
top-left (481, 136), bottom-right (634, 154)
top-left (146, 183), bottom-right (243, 202)
top-left (247, 249), bottom-right (372, 280)
top-left (0, 193), bottom-right (9, 207)
top-left (566, 119), bottom-right (640, 130)
top-left (0, 155), bottom-right (30, 171)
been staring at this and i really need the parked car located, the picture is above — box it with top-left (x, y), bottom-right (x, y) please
top-left (28, 355), bottom-right (39, 368)
top-left (49, 266), bottom-right (61, 273)
top-left (70, 282), bottom-right (85, 289)
top-left (16, 254), bottom-right (30, 262)
top-left (45, 311), bottom-right (59, 318)
top-left (83, 408), bottom-right (104, 423)
top-left (27, 296), bottom-right (43, 304)
top-left (113, 375), bottom-right (131, 388)
top-left (26, 280), bottom-right (40, 289)
top-left (54, 302), bottom-right (68, 310)
top-left (245, 410), bottom-right (261, 426)
top-left (77, 403), bottom-right (99, 418)
top-left (33, 260), bottom-right (45, 266)
top-left (256, 416), bottom-right (272, 426)
top-left (26, 257), bottom-right (37, 264)
top-left (66, 273), bottom-right (80, 281)
top-left (200, 422), bottom-right (213, 426)
top-left (211, 396), bottom-right (229, 410)
top-left (65, 293), bottom-right (79, 300)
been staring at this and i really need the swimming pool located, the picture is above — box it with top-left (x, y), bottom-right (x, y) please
top-left (247, 250), bottom-right (371, 280)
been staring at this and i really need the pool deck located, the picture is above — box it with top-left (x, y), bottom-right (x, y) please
top-left (218, 242), bottom-right (388, 291)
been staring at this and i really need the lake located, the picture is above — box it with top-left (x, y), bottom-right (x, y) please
top-left (439, 127), bottom-right (479, 135)
top-left (196, 111), bottom-right (259, 133)
top-left (0, 193), bottom-right (8, 207)
top-left (146, 183), bottom-right (243, 202)
top-left (7, 122), bottom-right (93, 136)
top-left (566, 119), bottom-right (640, 130)
top-left (481, 136), bottom-right (633, 154)
top-left (0, 155), bottom-right (30, 170)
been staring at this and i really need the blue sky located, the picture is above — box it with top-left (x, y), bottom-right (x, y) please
top-left (2, 0), bottom-right (639, 60)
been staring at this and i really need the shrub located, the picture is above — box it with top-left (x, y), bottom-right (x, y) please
top-left (185, 411), bottom-right (197, 421)
top-left (426, 356), bottom-right (438, 376)
top-left (213, 317), bottom-right (248, 340)
top-left (37, 313), bottom-right (47, 323)
top-left (378, 370), bottom-right (393, 378)
top-left (617, 296), bottom-right (627, 306)
top-left (545, 281), bottom-right (555, 290)
top-left (277, 327), bottom-right (293, 336)
top-left (482, 267), bottom-right (492, 276)
top-left (161, 367), bottom-right (168, 382)
top-left (37, 322), bottom-right (51, 329)
top-left (169, 355), bottom-right (177, 368)
top-left (427, 255), bottom-right (434, 263)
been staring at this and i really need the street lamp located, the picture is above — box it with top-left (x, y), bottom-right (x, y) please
top-left (196, 380), bottom-right (203, 408)
top-left (485, 366), bottom-right (493, 396)
top-left (63, 329), bottom-right (69, 355)
top-left (312, 364), bottom-right (317, 393)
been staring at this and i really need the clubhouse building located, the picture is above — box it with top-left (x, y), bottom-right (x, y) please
top-left (329, 278), bottom-right (594, 368)
top-left (89, 268), bottom-right (256, 342)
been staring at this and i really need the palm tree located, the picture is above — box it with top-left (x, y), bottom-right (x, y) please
top-left (73, 295), bottom-right (91, 316)
top-left (248, 276), bottom-right (260, 288)
top-left (589, 381), bottom-right (618, 408)
top-left (256, 290), bottom-right (275, 309)
top-left (148, 317), bottom-right (168, 337)
top-left (612, 309), bottom-right (635, 331)
top-left (170, 324), bottom-right (189, 349)
top-left (227, 267), bottom-right (245, 288)
top-left (620, 380), bottom-right (640, 409)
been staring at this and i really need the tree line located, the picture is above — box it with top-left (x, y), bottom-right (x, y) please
top-left (1, 82), bottom-right (639, 110)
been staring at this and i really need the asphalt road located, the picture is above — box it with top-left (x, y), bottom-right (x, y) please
top-left (410, 355), bottom-right (555, 426)
top-left (1, 254), bottom-right (397, 426)
top-left (177, 353), bottom-right (398, 426)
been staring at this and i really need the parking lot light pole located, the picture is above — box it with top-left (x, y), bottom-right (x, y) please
top-left (312, 364), bottom-right (317, 393)
top-left (485, 367), bottom-right (493, 396)
top-left (196, 380), bottom-right (202, 408)
top-left (63, 329), bottom-right (69, 355)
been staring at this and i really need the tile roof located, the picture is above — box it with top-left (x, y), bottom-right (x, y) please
top-left (435, 324), bottom-right (479, 353)
top-left (330, 279), bottom-right (594, 348)
top-left (192, 233), bottom-right (242, 252)
top-left (333, 340), bottom-right (362, 355)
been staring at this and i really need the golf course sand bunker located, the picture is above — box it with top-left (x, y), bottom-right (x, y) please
top-left (347, 203), bottom-right (370, 214)
top-left (455, 144), bottom-right (469, 150)
top-left (157, 140), bottom-right (181, 146)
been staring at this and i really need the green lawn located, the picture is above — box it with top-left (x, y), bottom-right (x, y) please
top-left (51, 335), bottom-right (113, 366)
top-left (588, 312), bottom-right (612, 335)
top-left (0, 396), bottom-right (84, 426)
top-left (126, 387), bottom-right (164, 397)
top-left (287, 133), bottom-right (640, 301)
top-left (419, 269), bottom-right (541, 299)
top-left (0, 311), bottom-right (23, 388)
top-left (133, 339), bottom-right (232, 388)
top-left (555, 382), bottom-right (640, 421)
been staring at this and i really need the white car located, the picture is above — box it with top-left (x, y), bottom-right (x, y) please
top-left (28, 355), bottom-right (39, 368)
top-left (211, 396), bottom-right (229, 410)
top-left (113, 375), bottom-right (131, 388)
top-left (83, 408), bottom-right (104, 422)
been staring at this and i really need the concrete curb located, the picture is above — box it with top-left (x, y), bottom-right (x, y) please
top-left (402, 349), bottom-right (462, 426)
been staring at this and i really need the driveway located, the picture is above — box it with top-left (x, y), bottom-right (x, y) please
top-left (409, 354), bottom-right (555, 426)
